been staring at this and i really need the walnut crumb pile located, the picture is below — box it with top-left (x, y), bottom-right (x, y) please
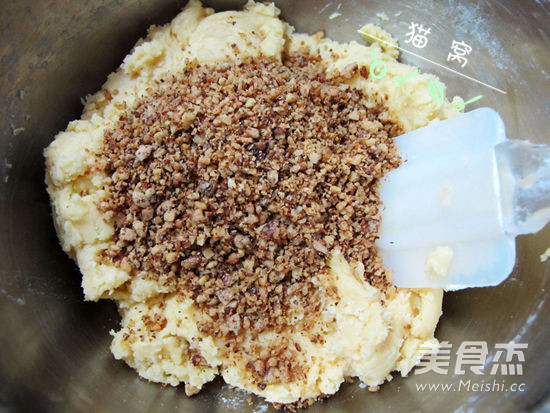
top-left (97, 51), bottom-right (401, 385)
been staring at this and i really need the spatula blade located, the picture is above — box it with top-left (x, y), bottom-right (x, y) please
top-left (376, 108), bottom-right (516, 290)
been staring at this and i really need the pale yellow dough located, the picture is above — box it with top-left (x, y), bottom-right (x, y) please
top-left (44, 0), bottom-right (457, 405)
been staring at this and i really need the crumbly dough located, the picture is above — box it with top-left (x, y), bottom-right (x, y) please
top-left (44, 0), bottom-right (457, 406)
top-left (425, 246), bottom-right (454, 278)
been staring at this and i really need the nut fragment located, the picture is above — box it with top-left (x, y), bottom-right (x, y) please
top-left (97, 52), bottom-right (402, 389)
top-left (120, 228), bottom-right (136, 241)
top-left (181, 112), bottom-right (196, 129)
top-left (135, 145), bottom-right (153, 161)
top-left (267, 170), bottom-right (278, 185)
top-left (165, 251), bottom-right (178, 264)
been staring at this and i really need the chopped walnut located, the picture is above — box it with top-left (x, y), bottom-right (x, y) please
top-left (97, 51), bottom-right (401, 387)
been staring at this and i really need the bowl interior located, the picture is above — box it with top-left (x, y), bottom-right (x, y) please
top-left (1, 0), bottom-right (549, 411)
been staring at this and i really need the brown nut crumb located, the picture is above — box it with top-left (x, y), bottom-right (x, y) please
top-left (96, 51), bottom-right (402, 389)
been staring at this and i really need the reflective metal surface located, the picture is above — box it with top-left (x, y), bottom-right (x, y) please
top-left (1, 1), bottom-right (549, 411)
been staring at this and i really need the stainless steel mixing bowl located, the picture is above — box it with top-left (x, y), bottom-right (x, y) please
top-left (1, 1), bottom-right (549, 411)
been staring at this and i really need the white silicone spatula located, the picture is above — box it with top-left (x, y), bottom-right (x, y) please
top-left (376, 108), bottom-right (550, 290)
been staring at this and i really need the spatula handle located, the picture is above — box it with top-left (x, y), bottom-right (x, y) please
top-left (496, 140), bottom-right (550, 235)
